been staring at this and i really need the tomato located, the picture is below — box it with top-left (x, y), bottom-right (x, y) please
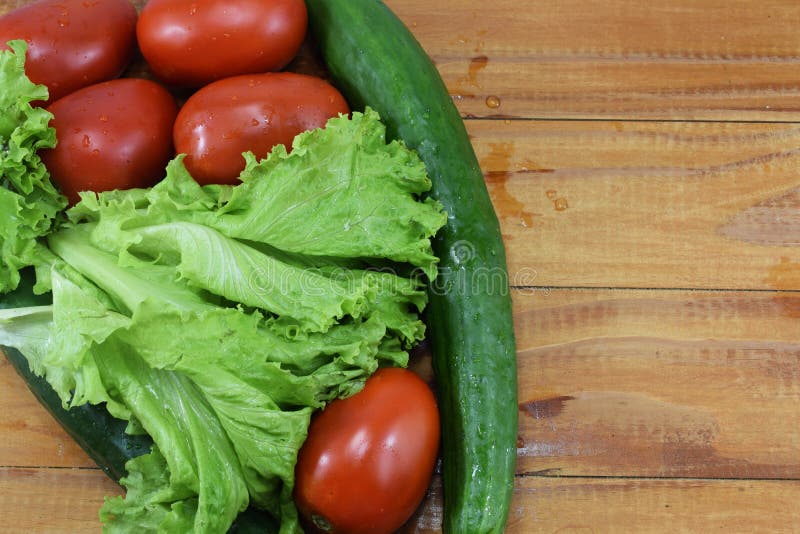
top-left (41, 78), bottom-right (178, 205)
top-left (173, 72), bottom-right (349, 185)
top-left (294, 368), bottom-right (440, 534)
top-left (0, 0), bottom-right (137, 104)
top-left (136, 0), bottom-right (307, 87)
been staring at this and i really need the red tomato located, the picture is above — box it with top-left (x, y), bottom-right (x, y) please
top-left (41, 78), bottom-right (178, 205)
top-left (173, 72), bottom-right (349, 185)
top-left (0, 0), bottom-right (137, 104)
top-left (136, 0), bottom-right (307, 87)
top-left (294, 368), bottom-right (440, 534)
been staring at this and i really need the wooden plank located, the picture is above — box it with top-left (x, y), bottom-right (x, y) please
top-left (384, 0), bottom-right (800, 121)
top-left (3, 467), bottom-right (798, 533)
top-left (468, 119), bottom-right (800, 290)
top-left (404, 475), bottom-right (800, 533)
top-left (5, 288), bottom-right (798, 479)
top-left (0, 467), bottom-right (120, 533)
top-left (0, 357), bottom-right (97, 469)
top-left (514, 288), bottom-right (800, 478)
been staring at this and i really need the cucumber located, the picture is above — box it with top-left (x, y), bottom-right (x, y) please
top-left (305, 2), bottom-right (518, 532)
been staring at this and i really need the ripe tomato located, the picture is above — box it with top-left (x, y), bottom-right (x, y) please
top-left (136, 0), bottom-right (307, 88)
top-left (294, 368), bottom-right (440, 534)
top-left (0, 0), bottom-right (137, 104)
top-left (41, 78), bottom-right (178, 205)
top-left (173, 72), bottom-right (349, 185)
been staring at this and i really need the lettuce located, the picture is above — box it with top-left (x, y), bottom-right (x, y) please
top-left (70, 109), bottom-right (444, 279)
top-left (0, 40), bottom-right (66, 294)
top-left (0, 109), bottom-right (446, 533)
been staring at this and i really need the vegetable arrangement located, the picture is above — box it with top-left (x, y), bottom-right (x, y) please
top-left (0, 0), bottom-right (518, 533)
top-left (305, 2), bottom-right (519, 532)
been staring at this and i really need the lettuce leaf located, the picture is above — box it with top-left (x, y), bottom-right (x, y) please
top-left (0, 109), bottom-right (446, 533)
top-left (0, 40), bottom-right (66, 294)
top-left (70, 109), bottom-right (446, 279)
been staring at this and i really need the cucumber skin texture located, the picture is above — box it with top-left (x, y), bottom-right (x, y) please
top-left (305, 2), bottom-right (518, 532)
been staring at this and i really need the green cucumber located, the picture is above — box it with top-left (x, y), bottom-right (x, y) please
top-left (305, 1), bottom-right (518, 532)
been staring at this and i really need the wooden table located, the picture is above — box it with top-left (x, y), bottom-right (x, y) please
top-left (2, 0), bottom-right (800, 531)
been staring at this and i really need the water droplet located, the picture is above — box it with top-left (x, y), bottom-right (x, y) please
top-left (485, 95), bottom-right (501, 108)
top-left (250, 118), bottom-right (259, 127)
top-left (99, 114), bottom-right (108, 122)
top-left (554, 197), bottom-right (569, 211)
top-left (81, 134), bottom-right (90, 147)
top-left (545, 189), bottom-right (557, 200)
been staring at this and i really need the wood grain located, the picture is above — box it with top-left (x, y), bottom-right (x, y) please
top-left (4, 466), bottom-right (799, 534)
top-left (0, 467), bottom-right (120, 533)
top-left (0, 358), bottom-right (96, 469)
top-left (1, 0), bottom-right (800, 532)
top-left (403, 475), bottom-right (800, 533)
top-left (385, 0), bottom-right (800, 121)
top-left (514, 288), bottom-right (800, 478)
top-left (470, 119), bottom-right (800, 290)
top-left (4, 289), bottom-right (798, 476)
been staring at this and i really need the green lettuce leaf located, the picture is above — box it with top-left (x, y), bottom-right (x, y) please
top-left (0, 40), bottom-right (66, 294)
top-left (69, 108), bottom-right (447, 279)
top-left (1, 109), bottom-right (446, 533)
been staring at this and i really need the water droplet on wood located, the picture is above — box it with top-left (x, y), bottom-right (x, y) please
top-left (485, 95), bottom-right (501, 108)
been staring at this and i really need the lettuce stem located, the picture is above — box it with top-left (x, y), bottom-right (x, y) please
top-left (47, 226), bottom-right (210, 315)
